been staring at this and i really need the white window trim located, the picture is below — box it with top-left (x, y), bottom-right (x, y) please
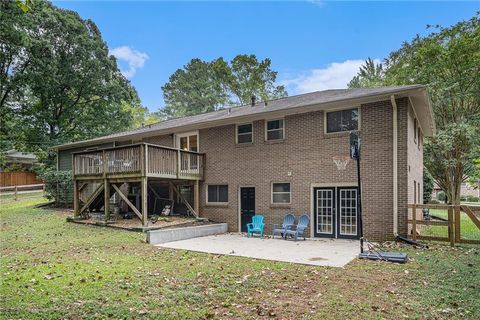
top-left (206, 184), bottom-right (229, 205)
top-left (265, 118), bottom-right (285, 141)
top-left (271, 182), bottom-right (291, 205)
top-left (235, 123), bottom-right (253, 144)
top-left (324, 107), bottom-right (361, 134)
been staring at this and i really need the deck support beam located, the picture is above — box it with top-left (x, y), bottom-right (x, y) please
top-left (194, 180), bottom-right (200, 217)
top-left (112, 184), bottom-right (142, 220)
top-left (79, 182), bottom-right (105, 215)
top-left (141, 177), bottom-right (148, 226)
top-left (169, 181), bottom-right (198, 218)
top-left (73, 180), bottom-right (79, 217)
top-left (104, 179), bottom-right (110, 222)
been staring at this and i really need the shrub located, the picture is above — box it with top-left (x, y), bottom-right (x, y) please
top-left (437, 191), bottom-right (446, 202)
top-left (465, 195), bottom-right (480, 203)
top-left (428, 199), bottom-right (440, 204)
top-left (38, 169), bottom-right (73, 207)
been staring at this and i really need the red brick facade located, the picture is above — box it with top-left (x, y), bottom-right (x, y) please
top-left (144, 98), bottom-right (423, 241)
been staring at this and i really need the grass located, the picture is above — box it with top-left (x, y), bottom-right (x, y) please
top-left (423, 209), bottom-right (480, 240)
top-left (0, 191), bottom-right (45, 201)
top-left (1, 199), bottom-right (479, 319)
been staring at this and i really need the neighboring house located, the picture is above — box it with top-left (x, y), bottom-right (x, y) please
top-left (1, 149), bottom-right (37, 171)
top-left (432, 181), bottom-right (480, 200)
top-left (52, 85), bottom-right (435, 241)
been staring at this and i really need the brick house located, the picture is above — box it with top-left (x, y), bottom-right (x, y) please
top-left (52, 85), bottom-right (435, 241)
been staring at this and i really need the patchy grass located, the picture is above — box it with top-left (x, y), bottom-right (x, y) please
top-left (1, 199), bottom-right (479, 319)
top-left (423, 209), bottom-right (480, 241)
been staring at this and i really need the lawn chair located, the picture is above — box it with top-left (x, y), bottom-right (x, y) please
top-left (272, 213), bottom-right (295, 239)
top-left (284, 214), bottom-right (309, 241)
top-left (247, 215), bottom-right (265, 238)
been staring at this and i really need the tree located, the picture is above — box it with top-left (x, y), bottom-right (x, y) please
top-left (348, 58), bottom-right (384, 88)
top-left (214, 54), bottom-right (287, 105)
top-left (160, 54), bottom-right (287, 119)
top-left (348, 13), bottom-right (480, 205)
top-left (0, 1), bottom-right (146, 161)
top-left (160, 59), bottom-right (229, 119)
top-left (423, 166), bottom-right (434, 204)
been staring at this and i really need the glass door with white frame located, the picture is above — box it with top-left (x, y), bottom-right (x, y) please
top-left (177, 132), bottom-right (198, 171)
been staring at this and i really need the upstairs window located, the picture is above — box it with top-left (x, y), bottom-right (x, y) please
top-left (271, 182), bottom-right (291, 204)
top-left (207, 185), bottom-right (228, 204)
top-left (266, 119), bottom-right (284, 141)
top-left (236, 123), bottom-right (253, 144)
top-left (326, 108), bottom-right (359, 133)
top-left (414, 118), bottom-right (418, 143)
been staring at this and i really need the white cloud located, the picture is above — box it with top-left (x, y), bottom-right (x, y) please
top-left (110, 46), bottom-right (149, 78)
top-left (282, 59), bottom-right (381, 94)
top-left (307, 0), bottom-right (325, 8)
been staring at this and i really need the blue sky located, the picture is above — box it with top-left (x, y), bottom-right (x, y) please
top-left (54, 1), bottom-right (479, 112)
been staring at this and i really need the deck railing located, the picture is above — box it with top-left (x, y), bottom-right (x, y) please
top-left (73, 143), bottom-right (204, 180)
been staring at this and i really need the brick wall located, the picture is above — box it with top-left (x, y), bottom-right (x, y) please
top-left (195, 99), bottom-right (413, 241)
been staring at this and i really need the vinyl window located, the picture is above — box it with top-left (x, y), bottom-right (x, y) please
top-left (266, 119), bottom-right (284, 141)
top-left (236, 123), bottom-right (253, 144)
top-left (207, 185), bottom-right (228, 203)
top-left (271, 182), bottom-right (291, 204)
top-left (326, 108), bottom-right (359, 133)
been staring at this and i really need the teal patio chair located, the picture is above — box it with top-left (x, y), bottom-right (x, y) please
top-left (247, 215), bottom-right (265, 238)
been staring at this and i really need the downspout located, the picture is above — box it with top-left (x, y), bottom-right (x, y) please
top-left (391, 95), bottom-right (398, 236)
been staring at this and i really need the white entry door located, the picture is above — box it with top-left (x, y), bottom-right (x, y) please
top-left (176, 131), bottom-right (199, 171)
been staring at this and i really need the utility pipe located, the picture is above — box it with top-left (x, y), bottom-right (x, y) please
top-left (391, 95), bottom-right (398, 236)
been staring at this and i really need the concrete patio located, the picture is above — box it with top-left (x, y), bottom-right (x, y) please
top-left (156, 233), bottom-right (359, 267)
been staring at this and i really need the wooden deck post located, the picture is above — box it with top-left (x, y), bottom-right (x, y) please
top-left (104, 179), bottom-right (110, 222)
top-left (73, 180), bottom-right (79, 217)
top-left (454, 206), bottom-right (461, 244)
top-left (447, 206), bottom-right (454, 247)
top-left (194, 180), bottom-right (199, 217)
top-left (141, 177), bottom-right (148, 226)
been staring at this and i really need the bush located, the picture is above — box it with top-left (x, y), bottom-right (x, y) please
top-left (428, 199), bottom-right (440, 204)
top-left (38, 169), bottom-right (73, 207)
top-left (465, 195), bottom-right (480, 203)
top-left (437, 191), bottom-right (446, 202)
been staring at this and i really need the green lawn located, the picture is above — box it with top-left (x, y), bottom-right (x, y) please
top-left (1, 199), bottom-right (479, 319)
top-left (423, 209), bottom-right (480, 240)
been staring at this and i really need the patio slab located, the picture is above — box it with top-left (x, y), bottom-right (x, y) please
top-left (156, 233), bottom-right (359, 267)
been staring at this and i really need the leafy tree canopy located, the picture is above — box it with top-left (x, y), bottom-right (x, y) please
top-left (0, 0), bottom-right (150, 166)
top-left (349, 13), bottom-right (480, 204)
top-left (160, 54), bottom-right (287, 119)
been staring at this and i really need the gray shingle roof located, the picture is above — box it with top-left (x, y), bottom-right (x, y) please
top-left (53, 85), bottom-right (432, 150)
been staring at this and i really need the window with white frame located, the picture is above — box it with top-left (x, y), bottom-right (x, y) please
top-left (236, 123), bottom-right (253, 144)
top-left (326, 108), bottom-right (359, 133)
top-left (266, 119), bottom-right (284, 141)
top-left (207, 185), bottom-right (228, 203)
top-left (271, 182), bottom-right (291, 204)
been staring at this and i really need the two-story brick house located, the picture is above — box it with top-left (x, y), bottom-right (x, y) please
top-left (53, 85), bottom-right (435, 241)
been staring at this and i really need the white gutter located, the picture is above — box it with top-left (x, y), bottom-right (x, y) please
top-left (391, 95), bottom-right (398, 236)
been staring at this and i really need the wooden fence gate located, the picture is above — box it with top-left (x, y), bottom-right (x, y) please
top-left (408, 204), bottom-right (480, 246)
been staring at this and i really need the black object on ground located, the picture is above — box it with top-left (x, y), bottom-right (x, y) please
top-left (430, 214), bottom-right (448, 222)
top-left (358, 251), bottom-right (408, 263)
top-left (397, 235), bottom-right (428, 248)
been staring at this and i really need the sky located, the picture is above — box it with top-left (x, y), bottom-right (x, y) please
top-left (53, 1), bottom-right (479, 112)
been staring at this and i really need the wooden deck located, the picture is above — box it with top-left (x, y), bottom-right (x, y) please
top-left (72, 143), bottom-right (204, 181)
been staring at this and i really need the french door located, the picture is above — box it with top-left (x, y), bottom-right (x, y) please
top-left (313, 187), bottom-right (359, 239)
top-left (176, 132), bottom-right (199, 171)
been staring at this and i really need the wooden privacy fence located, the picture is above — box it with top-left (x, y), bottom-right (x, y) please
top-left (0, 171), bottom-right (42, 187)
top-left (408, 204), bottom-right (480, 246)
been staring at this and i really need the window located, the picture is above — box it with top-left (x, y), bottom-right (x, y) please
top-left (414, 180), bottom-right (417, 203)
top-left (414, 119), bottom-right (417, 143)
top-left (418, 129), bottom-right (422, 150)
top-left (266, 119), bottom-right (284, 141)
top-left (207, 185), bottom-right (228, 203)
top-left (418, 182), bottom-right (421, 204)
top-left (236, 123), bottom-right (253, 144)
top-left (272, 182), bottom-right (291, 204)
top-left (326, 108), bottom-right (359, 133)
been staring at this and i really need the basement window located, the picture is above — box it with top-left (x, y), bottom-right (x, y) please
top-left (207, 185), bottom-right (228, 204)
top-left (271, 182), bottom-right (291, 204)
